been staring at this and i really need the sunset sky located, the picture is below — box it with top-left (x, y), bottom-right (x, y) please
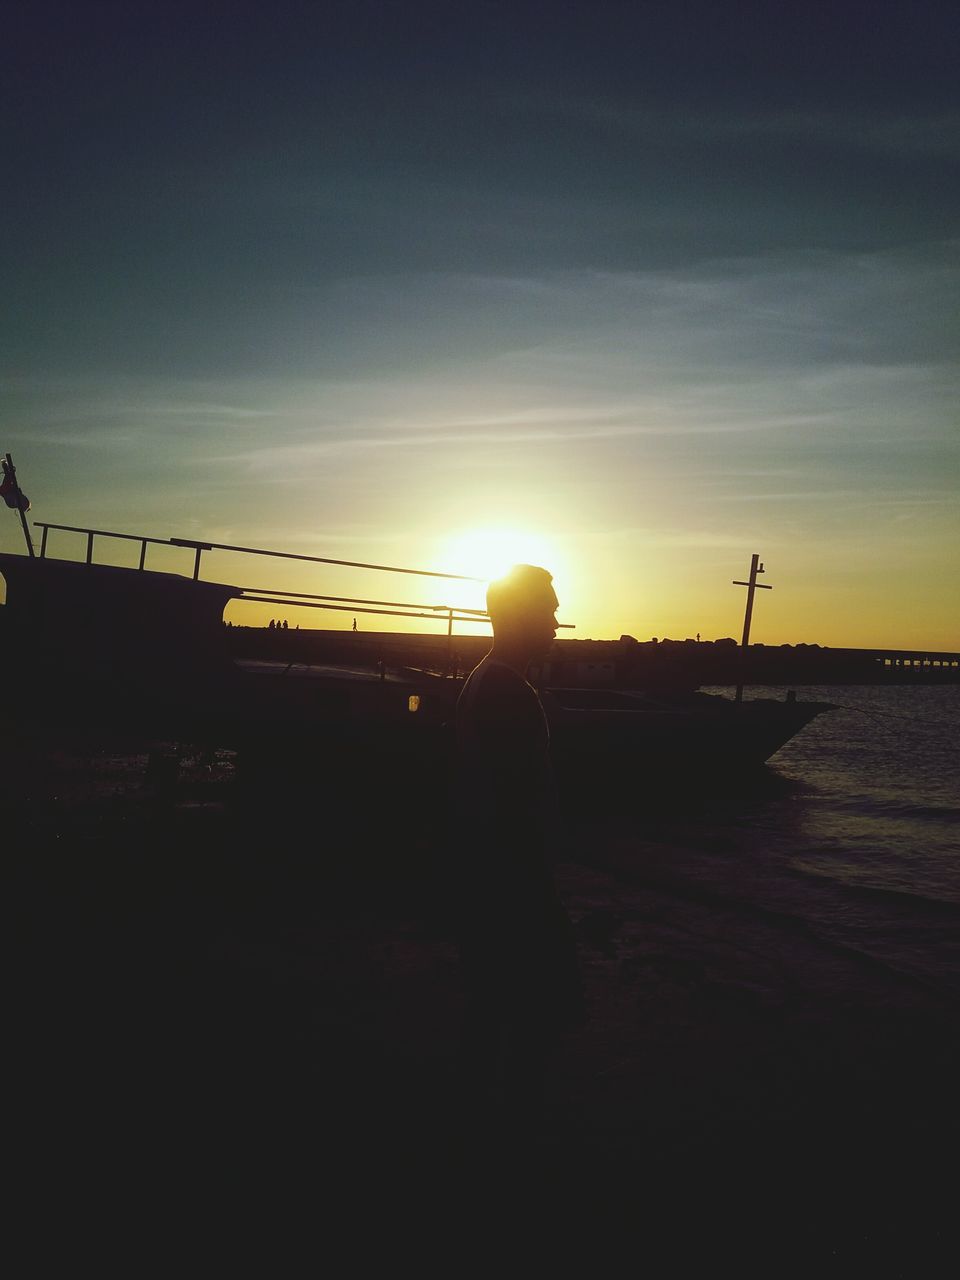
top-left (2, 1), bottom-right (958, 649)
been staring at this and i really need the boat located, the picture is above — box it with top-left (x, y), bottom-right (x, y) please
top-left (0, 549), bottom-right (834, 788)
top-left (541, 684), bottom-right (832, 804)
top-left (0, 462), bottom-right (835, 802)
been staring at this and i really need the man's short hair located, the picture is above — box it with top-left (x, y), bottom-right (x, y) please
top-left (486, 564), bottom-right (555, 622)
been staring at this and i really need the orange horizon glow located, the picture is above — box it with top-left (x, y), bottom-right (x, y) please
top-left (210, 527), bottom-right (958, 653)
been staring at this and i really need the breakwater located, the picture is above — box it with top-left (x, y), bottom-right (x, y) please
top-left (226, 627), bottom-right (960, 686)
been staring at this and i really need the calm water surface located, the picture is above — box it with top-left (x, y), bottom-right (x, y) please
top-left (579, 685), bottom-right (960, 996)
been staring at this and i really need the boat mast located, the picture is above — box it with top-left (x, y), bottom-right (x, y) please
top-left (2, 453), bottom-right (35, 558)
top-left (732, 552), bottom-right (772, 703)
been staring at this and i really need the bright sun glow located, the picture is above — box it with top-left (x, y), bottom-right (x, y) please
top-left (443, 527), bottom-right (565, 584)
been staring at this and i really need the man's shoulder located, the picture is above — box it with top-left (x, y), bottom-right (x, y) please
top-left (460, 659), bottom-right (532, 699)
top-left (457, 660), bottom-right (539, 721)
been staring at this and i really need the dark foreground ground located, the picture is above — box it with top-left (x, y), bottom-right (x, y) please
top-left (9, 730), bottom-right (959, 1266)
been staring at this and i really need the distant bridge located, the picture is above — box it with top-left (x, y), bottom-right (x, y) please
top-left (860, 647), bottom-right (959, 671)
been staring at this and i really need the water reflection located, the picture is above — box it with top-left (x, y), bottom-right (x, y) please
top-left (562, 685), bottom-right (960, 993)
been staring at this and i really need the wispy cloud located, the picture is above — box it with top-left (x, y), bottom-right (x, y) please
top-left (507, 93), bottom-right (960, 159)
top-left (7, 245), bottom-right (957, 603)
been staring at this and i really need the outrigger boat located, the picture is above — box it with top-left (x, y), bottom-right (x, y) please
top-left (0, 455), bottom-right (834, 802)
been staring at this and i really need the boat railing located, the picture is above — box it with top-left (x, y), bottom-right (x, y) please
top-left (28, 519), bottom-right (525, 634)
top-left (35, 521), bottom-right (172, 571)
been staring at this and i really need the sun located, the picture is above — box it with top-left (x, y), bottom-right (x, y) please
top-left (443, 526), bottom-right (565, 584)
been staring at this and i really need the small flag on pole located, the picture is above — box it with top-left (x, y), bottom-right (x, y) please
top-left (0, 467), bottom-right (29, 511)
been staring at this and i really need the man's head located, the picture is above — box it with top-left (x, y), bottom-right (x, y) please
top-left (486, 564), bottom-right (559, 660)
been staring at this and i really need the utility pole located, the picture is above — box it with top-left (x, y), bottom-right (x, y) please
top-left (732, 553), bottom-right (772, 703)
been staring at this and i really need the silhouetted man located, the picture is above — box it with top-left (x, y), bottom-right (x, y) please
top-left (454, 563), bottom-right (582, 1155)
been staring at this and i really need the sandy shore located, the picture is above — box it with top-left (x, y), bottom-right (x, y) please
top-left (11, 733), bottom-right (959, 1259)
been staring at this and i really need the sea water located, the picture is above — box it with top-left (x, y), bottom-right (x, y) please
top-left (579, 684), bottom-right (960, 997)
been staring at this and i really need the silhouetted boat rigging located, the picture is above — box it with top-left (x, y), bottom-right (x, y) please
top-left (0, 454), bottom-right (835, 795)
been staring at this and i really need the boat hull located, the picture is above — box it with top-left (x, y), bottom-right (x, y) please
top-left (543, 687), bottom-right (833, 771)
top-left (0, 555), bottom-right (835, 801)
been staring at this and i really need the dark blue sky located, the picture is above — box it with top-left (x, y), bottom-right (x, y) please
top-left (5, 0), bottom-right (957, 371)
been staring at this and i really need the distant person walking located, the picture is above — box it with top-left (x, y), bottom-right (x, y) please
top-left (352, 618), bottom-right (358, 632)
top-left (454, 563), bottom-right (582, 1158)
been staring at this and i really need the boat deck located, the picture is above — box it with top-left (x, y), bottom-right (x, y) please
top-left (234, 659), bottom-right (414, 683)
